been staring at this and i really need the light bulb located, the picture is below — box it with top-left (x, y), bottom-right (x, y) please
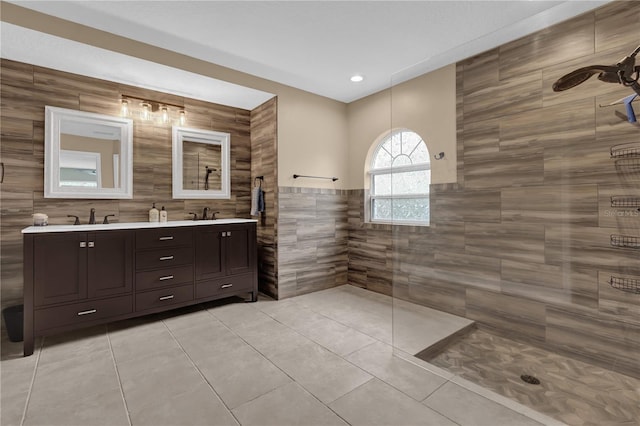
top-left (121, 99), bottom-right (129, 117)
top-left (161, 106), bottom-right (169, 124)
top-left (179, 109), bottom-right (186, 125)
top-left (140, 102), bottom-right (151, 121)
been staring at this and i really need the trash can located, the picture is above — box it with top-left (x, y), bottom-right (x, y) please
top-left (2, 304), bottom-right (23, 342)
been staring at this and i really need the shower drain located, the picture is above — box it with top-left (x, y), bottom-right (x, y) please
top-left (520, 374), bottom-right (541, 385)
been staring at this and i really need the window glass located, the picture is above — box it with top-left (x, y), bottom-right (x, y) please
top-left (370, 130), bottom-right (430, 224)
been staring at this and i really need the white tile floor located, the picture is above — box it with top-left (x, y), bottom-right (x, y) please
top-left (1, 285), bottom-right (564, 426)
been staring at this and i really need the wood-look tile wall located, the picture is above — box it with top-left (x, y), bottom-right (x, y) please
top-left (250, 98), bottom-right (278, 298)
top-left (0, 59), bottom-right (254, 314)
top-left (348, 1), bottom-right (640, 378)
top-left (277, 187), bottom-right (348, 299)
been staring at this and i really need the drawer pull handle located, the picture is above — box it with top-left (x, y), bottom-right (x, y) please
top-left (159, 256), bottom-right (174, 261)
top-left (221, 284), bottom-right (233, 289)
top-left (159, 275), bottom-right (174, 281)
top-left (159, 295), bottom-right (174, 301)
top-left (79, 242), bottom-right (87, 248)
top-left (159, 236), bottom-right (174, 241)
top-left (88, 241), bottom-right (95, 248)
top-left (77, 309), bottom-right (97, 316)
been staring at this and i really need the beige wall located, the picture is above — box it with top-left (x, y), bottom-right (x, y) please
top-left (1, 2), bottom-right (350, 189)
top-left (346, 64), bottom-right (457, 189)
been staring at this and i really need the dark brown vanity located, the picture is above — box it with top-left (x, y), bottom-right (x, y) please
top-left (22, 219), bottom-right (257, 356)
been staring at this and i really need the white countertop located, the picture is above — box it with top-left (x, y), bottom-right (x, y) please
top-left (22, 219), bottom-right (257, 234)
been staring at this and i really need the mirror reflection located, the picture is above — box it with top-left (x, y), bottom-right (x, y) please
top-left (59, 121), bottom-right (121, 189)
top-left (182, 141), bottom-right (221, 191)
top-left (45, 106), bottom-right (133, 199)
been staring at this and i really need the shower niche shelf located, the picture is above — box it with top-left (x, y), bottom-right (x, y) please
top-left (609, 276), bottom-right (640, 294)
top-left (610, 196), bottom-right (640, 208)
top-left (610, 143), bottom-right (640, 158)
top-left (610, 234), bottom-right (640, 249)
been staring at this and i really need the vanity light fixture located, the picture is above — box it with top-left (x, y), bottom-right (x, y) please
top-left (119, 94), bottom-right (186, 125)
top-left (350, 74), bottom-right (364, 83)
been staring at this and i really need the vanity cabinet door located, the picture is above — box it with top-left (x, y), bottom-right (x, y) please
top-left (226, 224), bottom-right (255, 276)
top-left (87, 231), bottom-right (133, 298)
top-left (195, 226), bottom-right (225, 280)
top-left (34, 232), bottom-right (87, 306)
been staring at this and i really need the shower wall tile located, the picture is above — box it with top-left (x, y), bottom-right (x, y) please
top-left (595, 1), bottom-right (640, 53)
top-left (408, 278), bottom-right (467, 318)
top-left (501, 184), bottom-right (599, 226)
top-left (498, 12), bottom-right (594, 80)
top-left (461, 48), bottom-right (499, 95)
top-left (0, 59), bottom-right (255, 312)
top-left (500, 260), bottom-right (598, 310)
top-left (466, 288), bottom-right (546, 344)
top-left (545, 306), bottom-right (640, 378)
top-left (465, 222), bottom-right (545, 264)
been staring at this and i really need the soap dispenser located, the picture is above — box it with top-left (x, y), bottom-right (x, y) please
top-left (149, 203), bottom-right (159, 222)
top-left (160, 206), bottom-right (168, 223)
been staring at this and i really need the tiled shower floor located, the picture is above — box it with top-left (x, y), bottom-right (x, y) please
top-left (425, 328), bottom-right (640, 426)
top-left (1, 285), bottom-right (561, 426)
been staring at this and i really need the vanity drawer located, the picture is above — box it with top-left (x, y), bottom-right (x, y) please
top-left (34, 295), bottom-right (132, 332)
top-left (196, 273), bottom-right (254, 299)
top-left (136, 265), bottom-right (193, 291)
top-left (136, 247), bottom-right (193, 270)
top-left (136, 228), bottom-right (192, 250)
top-left (135, 284), bottom-right (193, 312)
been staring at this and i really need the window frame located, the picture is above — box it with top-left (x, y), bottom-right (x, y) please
top-left (368, 131), bottom-right (431, 226)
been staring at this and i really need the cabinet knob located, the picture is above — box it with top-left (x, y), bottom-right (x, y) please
top-left (88, 241), bottom-right (95, 248)
top-left (159, 295), bottom-right (174, 301)
top-left (79, 242), bottom-right (87, 248)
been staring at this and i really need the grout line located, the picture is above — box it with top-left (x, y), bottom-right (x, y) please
top-left (20, 337), bottom-right (43, 426)
top-left (161, 317), bottom-right (242, 425)
top-left (106, 325), bottom-right (132, 426)
top-left (201, 303), bottom-right (359, 424)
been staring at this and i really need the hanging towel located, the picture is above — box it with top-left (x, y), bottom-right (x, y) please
top-left (251, 186), bottom-right (265, 216)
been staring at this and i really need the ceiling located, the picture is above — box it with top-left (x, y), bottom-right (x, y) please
top-left (3, 1), bottom-right (612, 104)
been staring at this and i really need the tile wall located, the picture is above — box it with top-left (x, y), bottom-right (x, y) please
top-left (276, 187), bottom-right (349, 299)
top-left (250, 98), bottom-right (278, 298)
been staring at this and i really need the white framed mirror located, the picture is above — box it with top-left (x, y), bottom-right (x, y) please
top-left (44, 106), bottom-right (133, 199)
top-left (172, 126), bottom-right (231, 199)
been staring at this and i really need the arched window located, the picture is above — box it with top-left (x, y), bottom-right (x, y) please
top-left (369, 129), bottom-right (430, 225)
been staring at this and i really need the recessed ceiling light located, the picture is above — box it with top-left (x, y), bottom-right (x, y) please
top-left (350, 74), bottom-right (364, 83)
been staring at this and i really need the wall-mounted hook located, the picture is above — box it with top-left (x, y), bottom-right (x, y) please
top-left (434, 152), bottom-right (445, 160)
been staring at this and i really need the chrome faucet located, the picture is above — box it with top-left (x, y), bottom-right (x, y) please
top-left (89, 208), bottom-right (96, 224)
top-left (202, 207), bottom-right (209, 220)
